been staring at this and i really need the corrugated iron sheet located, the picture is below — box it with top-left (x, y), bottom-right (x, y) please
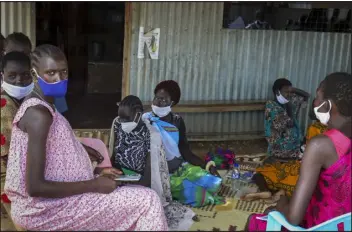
top-left (128, 2), bottom-right (351, 136)
top-left (0, 2), bottom-right (36, 48)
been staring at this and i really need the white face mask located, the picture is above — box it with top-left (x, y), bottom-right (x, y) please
top-left (1, 81), bottom-right (34, 100)
top-left (120, 113), bottom-right (141, 133)
top-left (276, 91), bottom-right (289, 104)
top-left (152, 104), bottom-right (171, 117)
top-left (314, 100), bottom-right (331, 125)
top-left (121, 122), bottom-right (138, 133)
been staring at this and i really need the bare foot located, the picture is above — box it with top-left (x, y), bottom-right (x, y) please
top-left (265, 189), bottom-right (285, 204)
top-left (241, 191), bottom-right (272, 201)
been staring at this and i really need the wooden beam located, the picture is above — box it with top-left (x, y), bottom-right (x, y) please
top-left (121, 2), bottom-right (132, 98)
top-left (73, 129), bottom-right (265, 142)
top-left (141, 100), bottom-right (267, 113)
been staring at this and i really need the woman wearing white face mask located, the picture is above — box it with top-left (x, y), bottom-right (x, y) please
top-left (142, 80), bottom-right (223, 209)
top-left (111, 95), bottom-right (197, 230)
top-left (242, 78), bottom-right (310, 202)
top-left (245, 72), bottom-right (351, 232)
top-left (1, 51), bottom-right (33, 183)
top-left (265, 78), bottom-right (310, 159)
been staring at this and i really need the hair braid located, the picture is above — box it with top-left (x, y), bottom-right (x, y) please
top-left (119, 95), bottom-right (144, 112)
top-left (30, 44), bottom-right (66, 69)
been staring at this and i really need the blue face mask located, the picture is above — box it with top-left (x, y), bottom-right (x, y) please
top-left (37, 77), bottom-right (68, 98)
top-left (54, 97), bottom-right (68, 114)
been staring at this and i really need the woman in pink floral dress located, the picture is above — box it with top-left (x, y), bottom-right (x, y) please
top-left (4, 44), bottom-right (168, 231)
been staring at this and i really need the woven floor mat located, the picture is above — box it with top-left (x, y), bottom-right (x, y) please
top-left (188, 182), bottom-right (274, 231)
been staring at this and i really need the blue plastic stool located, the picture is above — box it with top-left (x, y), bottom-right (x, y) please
top-left (265, 211), bottom-right (351, 231)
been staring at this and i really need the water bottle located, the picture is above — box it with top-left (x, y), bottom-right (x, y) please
top-left (231, 163), bottom-right (241, 191)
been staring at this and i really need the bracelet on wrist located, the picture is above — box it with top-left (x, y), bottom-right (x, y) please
top-left (205, 161), bottom-right (216, 171)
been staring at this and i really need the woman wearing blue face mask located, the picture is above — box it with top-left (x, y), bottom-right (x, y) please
top-left (242, 78), bottom-right (310, 202)
top-left (3, 45), bottom-right (168, 231)
top-left (1, 51), bottom-right (34, 183)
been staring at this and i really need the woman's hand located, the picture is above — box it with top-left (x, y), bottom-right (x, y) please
top-left (209, 166), bottom-right (221, 177)
top-left (288, 86), bottom-right (310, 100)
top-left (100, 167), bottom-right (123, 179)
top-left (93, 176), bottom-right (121, 194)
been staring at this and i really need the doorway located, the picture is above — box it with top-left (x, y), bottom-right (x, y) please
top-left (35, 2), bottom-right (125, 128)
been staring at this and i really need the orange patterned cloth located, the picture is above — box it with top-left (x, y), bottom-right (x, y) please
top-left (306, 121), bottom-right (327, 143)
top-left (255, 157), bottom-right (300, 196)
top-left (1, 91), bottom-right (19, 181)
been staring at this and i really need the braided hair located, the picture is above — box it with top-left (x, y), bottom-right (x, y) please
top-left (321, 72), bottom-right (352, 117)
top-left (118, 95), bottom-right (144, 119)
top-left (31, 44), bottom-right (66, 70)
top-left (154, 80), bottom-right (181, 105)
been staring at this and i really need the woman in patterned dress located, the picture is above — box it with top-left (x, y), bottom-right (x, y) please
top-left (1, 33), bottom-right (33, 186)
top-left (243, 78), bottom-right (310, 201)
top-left (246, 72), bottom-right (351, 231)
top-left (4, 44), bottom-right (168, 231)
top-left (1, 52), bottom-right (34, 192)
top-left (111, 83), bottom-right (223, 210)
top-left (111, 95), bottom-right (196, 231)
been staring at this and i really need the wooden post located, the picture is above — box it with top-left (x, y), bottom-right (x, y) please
top-left (122, 2), bottom-right (132, 98)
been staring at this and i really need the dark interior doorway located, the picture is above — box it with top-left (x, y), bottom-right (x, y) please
top-left (36, 2), bottom-right (125, 128)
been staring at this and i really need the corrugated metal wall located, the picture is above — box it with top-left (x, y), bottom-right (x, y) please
top-left (0, 2), bottom-right (36, 48)
top-left (128, 2), bottom-right (352, 137)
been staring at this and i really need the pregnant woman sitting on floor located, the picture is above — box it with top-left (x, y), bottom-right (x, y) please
top-left (4, 44), bottom-right (167, 231)
top-left (245, 72), bottom-right (352, 231)
top-left (243, 78), bottom-right (310, 202)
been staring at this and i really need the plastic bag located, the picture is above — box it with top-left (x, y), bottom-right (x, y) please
top-left (170, 163), bottom-right (224, 207)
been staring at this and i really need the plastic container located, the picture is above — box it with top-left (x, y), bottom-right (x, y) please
top-left (231, 163), bottom-right (241, 191)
